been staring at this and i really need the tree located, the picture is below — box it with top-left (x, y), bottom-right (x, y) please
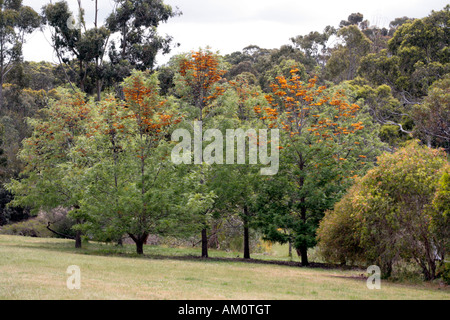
top-left (6, 88), bottom-right (93, 248)
top-left (219, 75), bottom-right (267, 259)
top-left (176, 49), bottom-right (227, 258)
top-left (254, 67), bottom-right (382, 265)
top-left (412, 75), bottom-right (450, 150)
top-left (339, 13), bottom-right (365, 29)
top-left (290, 26), bottom-right (336, 71)
top-left (387, 5), bottom-right (450, 101)
top-left (106, 0), bottom-right (181, 73)
top-left (43, 1), bottom-right (110, 98)
top-left (317, 183), bottom-right (365, 266)
top-left (115, 71), bottom-right (183, 254)
top-left (346, 78), bottom-right (413, 147)
top-left (432, 169), bottom-right (450, 262)
top-left (326, 25), bottom-right (372, 82)
top-left (0, 0), bottom-right (40, 108)
top-left (319, 142), bottom-right (449, 279)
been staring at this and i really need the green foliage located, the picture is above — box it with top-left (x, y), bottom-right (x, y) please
top-left (43, 1), bottom-right (110, 93)
top-left (106, 0), bottom-right (181, 72)
top-left (387, 5), bottom-right (450, 99)
top-left (436, 262), bottom-right (450, 285)
top-left (317, 183), bottom-right (365, 266)
top-left (412, 75), bottom-right (450, 150)
top-left (0, 217), bottom-right (51, 238)
top-left (0, 0), bottom-right (41, 106)
top-left (326, 26), bottom-right (372, 82)
top-left (318, 141), bottom-right (450, 280)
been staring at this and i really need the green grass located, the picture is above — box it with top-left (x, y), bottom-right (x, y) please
top-left (0, 235), bottom-right (448, 300)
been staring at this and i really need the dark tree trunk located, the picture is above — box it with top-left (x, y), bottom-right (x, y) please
top-left (298, 246), bottom-right (309, 266)
top-left (0, 80), bottom-right (3, 109)
top-left (75, 230), bottom-right (82, 249)
top-left (129, 233), bottom-right (149, 255)
top-left (201, 228), bottom-right (208, 258)
top-left (298, 200), bottom-right (309, 266)
top-left (243, 206), bottom-right (251, 259)
top-left (136, 240), bottom-right (144, 255)
top-left (74, 217), bottom-right (82, 249)
top-left (244, 225), bottom-right (250, 259)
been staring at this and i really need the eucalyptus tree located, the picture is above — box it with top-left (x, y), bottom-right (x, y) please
top-left (0, 0), bottom-right (41, 107)
top-left (106, 0), bottom-right (182, 73)
top-left (43, 0), bottom-right (110, 99)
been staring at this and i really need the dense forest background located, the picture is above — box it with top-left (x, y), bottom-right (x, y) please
top-left (0, 1), bottom-right (448, 282)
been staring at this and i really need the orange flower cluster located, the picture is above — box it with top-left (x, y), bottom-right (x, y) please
top-left (179, 50), bottom-right (227, 107)
top-left (51, 93), bottom-right (89, 131)
top-left (258, 68), bottom-right (365, 158)
top-left (123, 74), bottom-right (182, 136)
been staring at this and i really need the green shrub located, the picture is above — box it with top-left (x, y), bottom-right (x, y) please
top-left (436, 262), bottom-right (450, 285)
top-left (0, 217), bottom-right (52, 238)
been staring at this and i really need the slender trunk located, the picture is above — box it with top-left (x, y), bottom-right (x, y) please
top-left (244, 225), bottom-right (250, 259)
top-left (297, 153), bottom-right (309, 266)
top-left (0, 79), bottom-right (3, 109)
top-left (243, 206), bottom-right (250, 259)
top-left (288, 241), bottom-right (292, 258)
top-left (75, 230), bottom-right (82, 249)
top-left (122, 24), bottom-right (127, 60)
top-left (0, 37), bottom-right (4, 109)
top-left (79, 59), bottom-right (85, 92)
top-left (74, 215), bottom-right (82, 249)
top-left (299, 205), bottom-right (309, 266)
top-left (94, 0), bottom-right (98, 29)
top-left (201, 228), bottom-right (208, 258)
top-left (208, 222), bottom-right (220, 249)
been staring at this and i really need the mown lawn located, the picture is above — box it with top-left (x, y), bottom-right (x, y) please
top-left (0, 235), bottom-right (448, 300)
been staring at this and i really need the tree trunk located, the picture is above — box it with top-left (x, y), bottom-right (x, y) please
top-left (244, 224), bottom-right (250, 259)
top-left (297, 247), bottom-right (309, 266)
top-left (201, 228), bottom-right (208, 258)
top-left (75, 229), bottom-right (82, 249)
top-left (79, 59), bottom-right (85, 92)
top-left (74, 217), bottom-right (82, 249)
top-left (129, 233), bottom-right (148, 255)
top-left (0, 80), bottom-right (3, 109)
top-left (243, 206), bottom-right (251, 259)
top-left (288, 241), bottom-right (292, 258)
top-left (208, 222), bottom-right (220, 249)
top-left (136, 240), bottom-right (144, 255)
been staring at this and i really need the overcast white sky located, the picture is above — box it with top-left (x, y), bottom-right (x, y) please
top-left (22, 0), bottom-right (449, 66)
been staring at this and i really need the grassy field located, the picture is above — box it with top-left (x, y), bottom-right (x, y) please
top-left (0, 235), bottom-right (448, 300)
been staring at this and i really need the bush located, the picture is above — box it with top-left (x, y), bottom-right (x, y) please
top-left (317, 183), bottom-right (365, 266)
top-left (436, 262), bottom-right (450, 285)
top-left (0, 217), bottom-right (52, 237)
top-left (317, 141), bottom-right (450, 280)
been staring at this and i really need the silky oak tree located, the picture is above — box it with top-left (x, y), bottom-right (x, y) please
top-left (176, 49), bottom-right (227, 258)
top-left (255, 66), bottom-right (382, 265)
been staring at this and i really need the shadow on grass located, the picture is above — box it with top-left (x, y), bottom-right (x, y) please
top-left (8, 237), bottom-right (364, 271)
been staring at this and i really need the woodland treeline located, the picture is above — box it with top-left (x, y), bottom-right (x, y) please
top-left (0, 1), bottom-right (448, 282)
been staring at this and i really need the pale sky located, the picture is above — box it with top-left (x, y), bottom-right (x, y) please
top-left (22, 0), bottom-right (449, 66)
